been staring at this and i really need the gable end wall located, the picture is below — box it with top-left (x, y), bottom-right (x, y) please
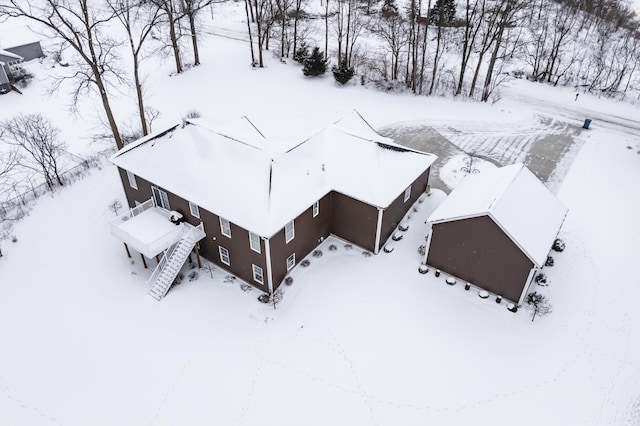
top-left (426, 215), bottom-right (534, 303)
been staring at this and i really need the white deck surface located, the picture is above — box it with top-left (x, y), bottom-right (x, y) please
top-left (112, 208), bottom-right (184, 258)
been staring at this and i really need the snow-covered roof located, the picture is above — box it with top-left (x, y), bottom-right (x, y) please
top-left (0, 49), bottom-right (23, 60)
top-left (0, 26), bottom-right (40, 49)
top-left (111, 111), bottom-right (437, 238)
top-left (428, 163), bottom-right (567, 267)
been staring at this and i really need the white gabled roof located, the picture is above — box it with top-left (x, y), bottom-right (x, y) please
top-left (428, 163), bottom-right (568, 267)
top-left (111, 111), bottom-right (437, 238)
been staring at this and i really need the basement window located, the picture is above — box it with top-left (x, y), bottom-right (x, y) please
top-left (219, 246), bottom-right (230, 266)
top-left (252, 264), bottom-right (264, 285)
top-left (404, 186), bottom-right (411, 202)
top-left (286, 253), bottom-right (295, 271)
top-left (313, 201), bottom-right (319, 217)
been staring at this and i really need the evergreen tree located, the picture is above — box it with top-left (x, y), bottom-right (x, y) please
top-left (429, 0), bottom-right (456, 25)
top-left (302, 47), bottom-right (327, 76)
top-left (381, 0), bottom-right (399, 18)
top-left (294, 42), bottom-right (309, 63)
top-left (332, 62), bottom-right (355, 84)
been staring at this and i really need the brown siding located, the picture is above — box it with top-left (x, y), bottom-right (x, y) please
top-left (115, 167), bottom-right (269, 292)
top-left (379, 167), bottom-right (431, 250)
top-left (329, 191), bottom-right (379, 252)
top-left (269, 193), bottom-right (332, 290)
top-left (426, 216), bottom-right (534, 303)
top-left (117, 167), bottom-right (152, 208)
top-left (197, 209), bottom-right (269, 292)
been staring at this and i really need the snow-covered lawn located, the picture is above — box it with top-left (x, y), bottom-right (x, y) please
top-left (1, 118), bottom-right (639, 424)
top-left (1, 4), bottom-right (640, 425)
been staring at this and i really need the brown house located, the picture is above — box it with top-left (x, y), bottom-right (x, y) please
top-left (110, 111), bottom-right (437, 300)
top-left (425, 163), bottom-right (567, 305)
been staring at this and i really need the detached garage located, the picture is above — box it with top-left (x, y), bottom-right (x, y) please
top-left (425, 163), bottom-right (567, 305)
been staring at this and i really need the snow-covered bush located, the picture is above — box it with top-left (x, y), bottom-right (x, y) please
top-left (328, 244), bottom-right (338, 251)
top-left (344, 244), bottom-right (353, 250)
top-left (535, 273), bottom-right (548, 286)
top-left (545, 256), bottom-right (554, 267)
top-left (284, 276), bottom-right (294, 285)
top-left (312, 250), bottom-right (323, 258)
top-left (188, 271), bottom-right (198, 281)
top-left (552, 238), bottom-right (566, 252)
top-left (301, 259), bottom-right (311, 267)
top-left (362, 251), bottom-right (372, 257)
top-left (418, 245), bottom-right (426, 256)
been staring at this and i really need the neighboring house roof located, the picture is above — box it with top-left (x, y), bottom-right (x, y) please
top-left (0, 26), bottom-right (40, 49)
top-left (111, 111), bottom-right (437, 237)
top-left (428, 163), bottom-right (567, 267)
top-left (0, 49), bottom-right (23, 61)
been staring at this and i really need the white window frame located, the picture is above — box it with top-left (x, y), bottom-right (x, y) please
top-left (189, 201), bottom-right (200, 219)
top-left (286, 253), bottom-right (295, 271)
top-left (249, 232), bottom-right (261, 253)
top-left (312, 201), bottom-right (319, 217)
top-left (404, 186), bottom-right (411, 202)
top-left (252, 264), bottom-right (264, 284)
top-left (218, 246), bottom-right (230, 266)
top-left (152, 186), bottom-right (170, 210)
top-left (285, 220), bottom-right (295, 243)
top-left (220, 217), bottom-right (231, 238)
top-left (134, 200), bottom-right (142, 207)
top-left (126, 170), bottom-right (138, 190)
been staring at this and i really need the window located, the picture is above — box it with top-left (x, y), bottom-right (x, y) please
top-left (286, 253), bottom-right (295, 271)
top-left (126, 170), bottom-right (138, 190)
top-left (219, 246), bottom-right (230, 266)
top-left (312, 201), bottom-right (319, 217)
top-left (220, 217), bottom-right (231, 238)
top-left (189, 201), bottom-right (200, 218)
top-left (285, 220), bottom-right (295, 243)
top-left (249, 232), bottom-right (261, 253)
top-left (404, 186), bottom-right (411, 202)
top-left (252, 264), bottom-right (264, 284)
top-left (152, 186), bottom-right (170, 210)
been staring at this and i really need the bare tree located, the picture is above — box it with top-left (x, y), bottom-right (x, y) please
top-left (526, 291), bottom-right (552, 322)
top-left (1, 114), bottom-right (67, 190)
top-left (371, 1), bottom-right (406, 81)
top-left (153, 0), bottom-right (184, 74)
top-left (0, 0), bottom-right (124, 149)
top-left (181, 0), bottom-right (214, 66)
top-left (108, 0), bottom-right (163, 137)
top-left (456, 0), bottom-right (484, 95)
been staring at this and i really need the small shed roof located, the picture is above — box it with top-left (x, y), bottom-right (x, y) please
top-left (111, 111), bottom-right (437, 237)
top-left (428, 163), bottom-right (567, 267)
top-left (0, 49), bottom-right (23, 61)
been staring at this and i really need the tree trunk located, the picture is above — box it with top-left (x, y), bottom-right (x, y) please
top-left (188, 11), bottom-right (200, 65)
top-left (245, 0), bottom-right (256, 66)
top-left (168, 8), bottom-right (183, 74)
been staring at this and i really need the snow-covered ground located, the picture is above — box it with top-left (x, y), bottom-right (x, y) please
top-left (1, 3), bottom-right (640, 425)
